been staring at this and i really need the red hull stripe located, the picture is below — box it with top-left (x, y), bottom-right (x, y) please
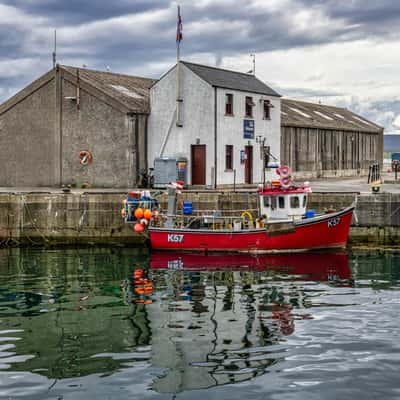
top-left (149, 206), bottom-right (354, 252)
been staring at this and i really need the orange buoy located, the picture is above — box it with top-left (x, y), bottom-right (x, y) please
top-left (134, 208), bottom-right (144, 219)
top-left (144, 209), bottom-right (153, 220)
top-left (134, 223), bottom-right (145, 233)
top-left (134, 269), bottom-right (143, 279)
top-left (271, 179), bottom-right (281, 187)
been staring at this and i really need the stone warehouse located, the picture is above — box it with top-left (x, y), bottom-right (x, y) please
top-left (0, 65), bottom-right (155, 187)
top-left (281, 99), bottom-right (384, 178)
top-left (0, 62), bottom-right (384, 188)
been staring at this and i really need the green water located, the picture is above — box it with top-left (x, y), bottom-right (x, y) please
top-left (0, 248), bottom-right (400, 399)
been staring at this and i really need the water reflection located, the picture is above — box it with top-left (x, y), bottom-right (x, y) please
top-left (2, 247), bottom-right (400, 399)
top-left (147, 251), bottom-right (351, 392)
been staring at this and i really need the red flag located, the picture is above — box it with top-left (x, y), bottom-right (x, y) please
top-left (176, 6), bottom-right (182, 43)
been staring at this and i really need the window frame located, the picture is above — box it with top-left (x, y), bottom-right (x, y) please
top-left (290, 196), bottom-right (300, 208)
top-left (263, 100), bottom-right (272, 119)
top-left (245, 96), bottom-right (254, 118)
top-left (225, 93), bottom-right (234, 116)
top-left (225, 144), bottom-right (233, 170)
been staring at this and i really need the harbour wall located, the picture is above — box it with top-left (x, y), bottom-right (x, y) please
top-left (0, 191), bottom-right (399, 247)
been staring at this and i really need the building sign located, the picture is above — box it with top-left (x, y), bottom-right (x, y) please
top-left (243, 119), bottom-right (255, 139)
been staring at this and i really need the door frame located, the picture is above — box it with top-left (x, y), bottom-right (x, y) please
top-left (245, 145), bottom-right (253, 184)
top-left (191, 144), bottom-right (206, 185)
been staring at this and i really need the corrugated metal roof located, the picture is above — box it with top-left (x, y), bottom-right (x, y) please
top-left (182, 61), bottom-right (281, 97)
top-left (61, 65), bottom-right (156, 113)
top-left (281, 99), bottom-right (382, 133)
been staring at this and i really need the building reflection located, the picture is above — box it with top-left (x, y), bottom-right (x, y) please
top-left (147, 251), bottom-right (351, 393)
top-left (0, 247), bottom-right (352, 392)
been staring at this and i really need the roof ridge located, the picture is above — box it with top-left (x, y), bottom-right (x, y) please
top-left (283, 98), bottom-right (347, 111)
top-left (59, 64), bottom-right (156, 82)
top-left (181, 60), bottom-right (256, 78)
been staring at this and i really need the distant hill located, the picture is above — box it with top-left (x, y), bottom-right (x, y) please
top-left (384, 134), bottom-right (400, 152)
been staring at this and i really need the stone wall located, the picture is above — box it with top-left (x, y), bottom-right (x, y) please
top-left (0, 193), bottom-right (144, 246)
top-left (0, 73), bottom-right (58, 186)
top-left (1, 191), bottom-right (400, 247)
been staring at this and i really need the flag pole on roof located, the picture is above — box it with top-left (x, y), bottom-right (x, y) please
top-left (176, 5), bottom-right (183, 127)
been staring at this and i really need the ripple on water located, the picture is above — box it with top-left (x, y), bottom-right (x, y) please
top-left (0, 248), bottom-right (399, 399)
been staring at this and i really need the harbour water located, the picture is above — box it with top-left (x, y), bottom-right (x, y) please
top-left (0, 247), bottom-right (399, 399)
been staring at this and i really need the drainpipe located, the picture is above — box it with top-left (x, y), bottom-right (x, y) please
top-left (214, 87), bottom-right (217, 189)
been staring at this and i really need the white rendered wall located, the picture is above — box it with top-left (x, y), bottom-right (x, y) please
top-left (148, 64), bottom-right (281, 186)
top-left (148, 65), bottom-right (214, 185)
top-left (216, 88), bottom-right (281, 186)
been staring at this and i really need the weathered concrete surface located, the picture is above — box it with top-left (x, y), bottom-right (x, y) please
top-left (1, 190), bottom-right (400, 247)
top-left (0, 193), bottom-right (145, 246)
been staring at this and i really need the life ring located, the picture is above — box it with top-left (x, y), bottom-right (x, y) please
top-left (277, 165), bottom-right (292, 178)
top-left (79, 150), bottom-right (92, 166)
top-left (241, 211), bottom-right (253, 220)
top-left (281, 176), bottom-right (292, 189)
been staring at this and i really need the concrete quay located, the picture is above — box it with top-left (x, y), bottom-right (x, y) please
top-left (1, 173), bottom-right (400, 247)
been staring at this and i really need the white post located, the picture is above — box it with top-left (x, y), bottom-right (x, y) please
top-left (176, 5), bottom-right (183, 127)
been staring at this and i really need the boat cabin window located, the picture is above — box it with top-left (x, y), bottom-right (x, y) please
top-left (290, 196), bottom-right (300, 208)
top-left (263, 196), bottom-right (270, 208)
top-left (278, 196), bottom-right (285, 209)
top-left (303, 196), bottom-right (307, 207)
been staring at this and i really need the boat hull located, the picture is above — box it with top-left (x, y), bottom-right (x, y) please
top-left (149, 206), bottom-right (354, 253)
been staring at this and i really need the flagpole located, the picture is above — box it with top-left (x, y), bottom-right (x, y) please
top-left (176, 5), bottom-right (183, 127)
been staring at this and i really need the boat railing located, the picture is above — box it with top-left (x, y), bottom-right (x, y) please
top-left (151, 210), bottom-right (263, 230)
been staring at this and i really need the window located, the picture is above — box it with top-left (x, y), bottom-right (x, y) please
top-left (225, 145), bottom-right (233, 170)
top-left (263, 100), bottom-right (272, 119)
top-left (263, 196), bottom-right (270, 208)
top-left (303, 195), bottom-right (307, 208)
top-left (225, 93), bottom-right (233, 115)
top-left (278, 196), bottom-right (285, 209)
top-left (245, 96), bottom-right (254, 118)
top-left (290, 196), bottom-right (300, 208)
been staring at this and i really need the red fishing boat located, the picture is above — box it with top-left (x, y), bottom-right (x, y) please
top-left (123, 166), bottom-right (354, 253)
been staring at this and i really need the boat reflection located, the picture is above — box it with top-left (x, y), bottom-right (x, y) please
top-left (146, 251), bottom-right (351, 393)
top-left (150, 251), bottom-right (351, 283)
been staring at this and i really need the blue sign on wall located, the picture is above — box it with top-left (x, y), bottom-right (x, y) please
top-left (243, 119), bottom-right (255, 139)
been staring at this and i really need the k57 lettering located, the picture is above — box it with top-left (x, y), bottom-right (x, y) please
top-left (167, 234), bottom-right (184, 243)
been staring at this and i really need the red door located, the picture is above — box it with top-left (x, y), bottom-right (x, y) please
top-left (191, 145), bottom-right (206, 185)
top-left (245, 145), bottom-right (253, 184)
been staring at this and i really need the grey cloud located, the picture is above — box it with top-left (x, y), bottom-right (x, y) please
top-left (1, 0), bottom-right (400, 133)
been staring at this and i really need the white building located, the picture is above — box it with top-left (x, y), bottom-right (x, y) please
top-left (148, 61), bottom-right (281, 187)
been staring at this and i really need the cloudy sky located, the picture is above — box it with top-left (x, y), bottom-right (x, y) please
top-left (1, 0), bottom-right (400, 132)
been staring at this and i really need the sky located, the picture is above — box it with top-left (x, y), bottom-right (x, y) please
top-left (1, 0), bottom-right (400, 132)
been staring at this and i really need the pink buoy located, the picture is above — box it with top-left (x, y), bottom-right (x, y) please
top-left (134, 223), bottom-right (145, 233)
top-left (277, 165), bottom-right (292, 178)
top-left (280, 176), bottom-right (292, 189)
